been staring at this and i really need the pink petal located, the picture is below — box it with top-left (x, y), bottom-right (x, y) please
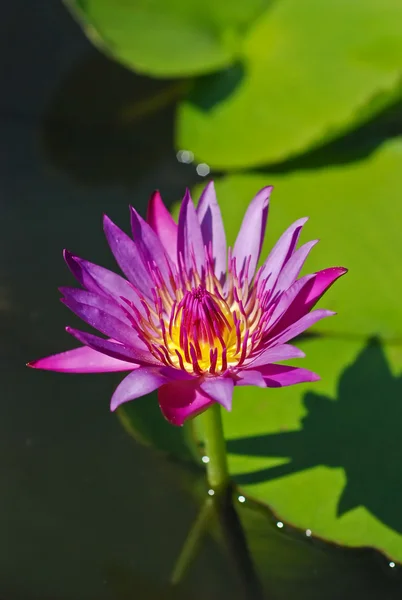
top-left (60, 287), bottom-right (131, 324)
top-left (63, 252), bottom-right (146, 315)
top-left (177, 189), bottom-right (205, 274)
top-left (269, 267), bottom-right (347, 335)
top-left (200, 377), bottom-right (234, 411)
top-left (256, 364), bottom-right (320, 387)
top-left (303, 267), bottom-right (348, 311)
top-left (66, 327), bottom-right (160, 366)
top-left (234, 370), bottom-right (267, 387)
top-left (158, 380), bottom-right (214, 426)
top-left (62, 296), bottom-right (140, 348)
top-left (28, 345), bottom-right (137, 373)
top-left (196, 181), bottom-right (227, 281)
top-left (110, 367), bottom-right (168, 411)
top-left (269, 309), bottom-right (335, 346)
top-left (247, 344), bottom-right (305, 368)
top-left (233, 186), bottom-right (272, 282)
top-left (103, 215), bottom-right (154, 298)
top-left (146, 190), bottom-right (178, 263)
top-left (266, 274), bottom-right (316, 336)
top-left (260, 217), bottom-right (308, 289)
top-left (273, 240), bottom-right (318, 294)
top-left (130, 206), bottom-right (174, 284)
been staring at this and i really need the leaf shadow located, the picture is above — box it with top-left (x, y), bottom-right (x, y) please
top-left (41, 50), bottom-right (198, 191)
top-left (186, 62), bottom-right (246, 113)
top-left (227, 337), bottom-right (402, 534)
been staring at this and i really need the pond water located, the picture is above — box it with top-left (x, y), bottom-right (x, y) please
top-left (2, 2), bottom-right (402, 599)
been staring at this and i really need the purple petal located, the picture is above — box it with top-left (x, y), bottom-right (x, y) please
top-left (28, 345), bottom-right (136, 373)
top-left (130, 206), bottom-right (174, 284)
top-left (200, 377), bottom-right (234, 411)
top-left (177, 189), bottom-right (205, 274)
top-left (110, 367), bottom-right (168, 411)
top-left (303, 267), bottom-right (348, 312)
top-left (62, 296), bottom-right (140, 348)
top-left (268, 267), bottom-right (347, 336)
top-left (103, 215), bottom-right (154, 297)
top-left (233, 186), bottom-right (272, 281)
top-left (60, 287), bottom-right (129, 323)
top-left (234, 370), bottom-right (266, 387)
top-left (158, 380), bottom-right (214, 426)
top-left (273, 240), bottom-right (318, 294)
top-left (146, 190), bottom-right (178, 263)
top-left (66, 327), bottom-right (160, 366)
top-left (266, 274), bottom-right (316, 334)
top-left (256, 364), bottom-right (320, 387)
top-left (196, 181), bottom-right (227, 281)
top-left (269, 309), bottom-right (335, 346)
top-left (64, 252), bottom-right (145, 315)
top-left (246, 344), bottom-right (305, 368)
top-left (260, 217), bottom-right (308, 289)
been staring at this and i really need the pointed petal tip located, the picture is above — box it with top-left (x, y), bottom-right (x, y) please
top-left (147, 190), bottom-right (162, 210)
top-left (204, 180), bottom-right (215, 192)
top-left (63, 248), bottom-right (76, 263)
top-left (261, 184), bottom-right (274, 197)
top-left (183, 188), bottom-right (192, 203)
top-left (128, 204), bottom-right (138, 216)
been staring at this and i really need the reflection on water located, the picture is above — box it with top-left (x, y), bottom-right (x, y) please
top-left (2, 0), bottom-right (402, 598)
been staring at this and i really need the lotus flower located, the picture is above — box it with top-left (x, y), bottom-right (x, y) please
top-left (29, 183), bottom-right (346, 425)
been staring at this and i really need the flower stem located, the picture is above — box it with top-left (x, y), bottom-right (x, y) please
top-left (199, 403), bottom-right (230, 492)
top-left (170, 497), bottom-right (213, 585)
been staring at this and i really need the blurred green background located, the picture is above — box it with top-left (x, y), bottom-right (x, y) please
top-left (4, 0), bottom-right (402, 598)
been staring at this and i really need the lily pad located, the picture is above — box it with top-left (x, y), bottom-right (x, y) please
top-left (225, 336), bottom-right (402, 563)
top-left (177, 0), bottom-right (402, 168)
top-left (117, 391), bottom-right (201, 463)
top-left (199, 139), bottom-right (402, 338)
top-left (65, 0), bottom-right (269, 78)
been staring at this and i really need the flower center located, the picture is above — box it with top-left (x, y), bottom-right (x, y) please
top-left (127, 255), bottom-right (265, 375)
top-left (178, 286), bottom-right (231, 344)
top-left (166, 285), bottom-right (237, 374)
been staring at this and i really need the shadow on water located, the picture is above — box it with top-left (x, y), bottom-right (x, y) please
top-left (41, 51), bottom-right (199, 192)
top-left (228, 337), bottom-right (402, 535)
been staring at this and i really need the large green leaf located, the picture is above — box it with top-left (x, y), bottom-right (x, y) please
top-left (225, 336), bottom-right (402, 563)
top-left (189, 139), bottom-right (402, 561)
top-left (177, 0), bottom-right (402, 168)
top-left (199, 139), bottom-right (402, 338)
top-left (65, 0), bottom-right (269, 78)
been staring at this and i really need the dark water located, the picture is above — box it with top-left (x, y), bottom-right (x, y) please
top-left (2, 2), bottom-right (402, 599)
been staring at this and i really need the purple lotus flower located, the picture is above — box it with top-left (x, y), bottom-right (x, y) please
top-left (29, 183), bottom-right (346, 425)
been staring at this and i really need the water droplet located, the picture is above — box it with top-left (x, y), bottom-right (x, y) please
top-left (276, 521), bottom-right (284, 529)
top-left (389, 561), bottom-right (396, 568)
top-left (238, 495), bottom-right (246, 503)
top-left (208, 489), bottom-right (215, 496)
top-left (202, 456), bottom-right (210, 464)
top-left (176, 149), bottom-right (194, 164)
top-left (305, 529), bottom-right (312, 537)
top-left (196, 163), bottom-right (210, 176)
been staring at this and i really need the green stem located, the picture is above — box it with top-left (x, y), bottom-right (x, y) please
top-left (199, 403), bottom-right (230, 492)
top-left (170, 497), bottom-right (213, 585)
